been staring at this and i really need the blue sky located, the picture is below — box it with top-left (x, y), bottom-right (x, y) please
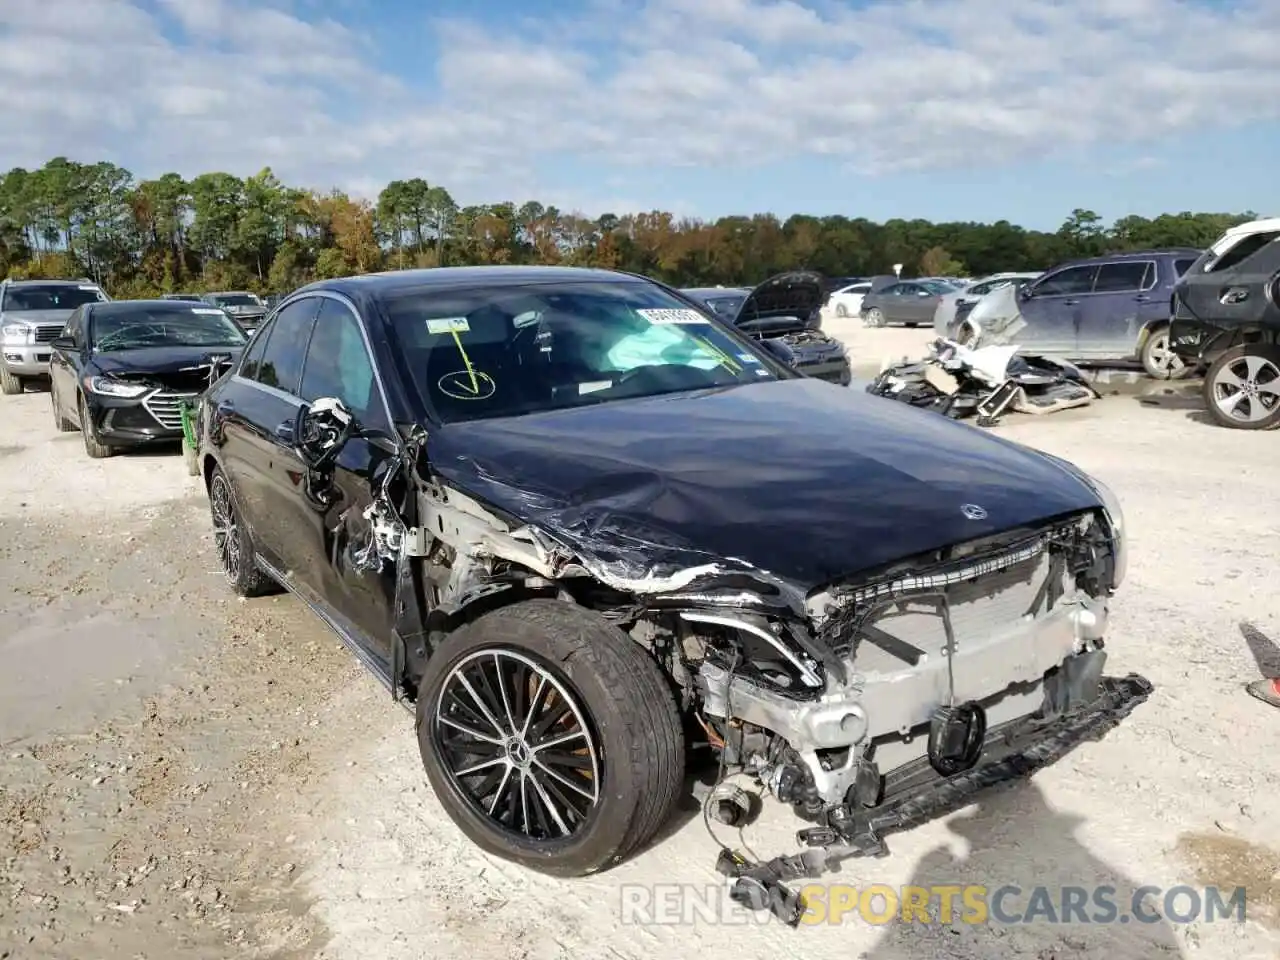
top-left (1, 0), bottom-right (1276, 231)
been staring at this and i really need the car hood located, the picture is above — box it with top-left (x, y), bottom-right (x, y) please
top-left (91, 345), bottom-right (244, 391)
top-left (427, 377), bottom-right (1100, 598)
top-left (2, 309), bottom-right (74, 325)
top-left (733, 271), bottom-right (827, 336)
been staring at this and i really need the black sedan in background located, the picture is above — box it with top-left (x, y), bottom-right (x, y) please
top-left (681, 272), bottom-right (851, 385)
top-left (49, 299), bottom-right (247, 458)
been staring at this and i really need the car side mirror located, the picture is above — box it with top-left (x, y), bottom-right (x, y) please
top-left (294, 397), bottom-right (356, 468)
top-left (50, 336), bottom-right (76, 351)
top-left (1018, 285), bottom-right (1033, 301)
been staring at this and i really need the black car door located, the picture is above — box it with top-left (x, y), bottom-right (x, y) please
top-left (293, 296), bottom-right (400, 664)
top-left (50, 307), bottom-right (84, 420)
top-left (217, 296), bottom-right (321, 574)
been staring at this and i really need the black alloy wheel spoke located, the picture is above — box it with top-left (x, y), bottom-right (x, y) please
top-left (434, 650), bottom-right (600, 842)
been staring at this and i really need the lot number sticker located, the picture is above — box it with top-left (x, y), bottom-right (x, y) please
top-left (427, 317), bottom-right (471, 334)
top-left (637, 308), bottom-right (708, 325)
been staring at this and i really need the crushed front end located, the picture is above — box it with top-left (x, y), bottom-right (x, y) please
top-left (673, 508), bottom-right (1150, 916)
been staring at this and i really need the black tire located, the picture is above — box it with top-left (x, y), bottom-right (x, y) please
top-left (79, 394), bottom-right (115, 459)
top-left (51, 384), bottom-right (75, 431)
top-left (835, 303), bottom-right (849, 318)
top-left (207, 466), bottom-right (275, 596)
top-left (1140, 325), bottom-right (1187, 380)
top-left (416, 599), bottom-right (685, 876)
top-left (0, 366), bottom-right (24, 395)
top-left (1201, 344), bottom-right (1280, 430)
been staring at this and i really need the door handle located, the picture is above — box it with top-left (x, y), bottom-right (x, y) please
top-left (1134, 294), bottom-right (1152, 302)
top-left (274, 421), bottom-right (293, 441)
top-left (1063, 299), bottom-right (1079, 306)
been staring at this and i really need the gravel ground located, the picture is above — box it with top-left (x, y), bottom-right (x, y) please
top-left (3, 327), bottom-right (1280, 959)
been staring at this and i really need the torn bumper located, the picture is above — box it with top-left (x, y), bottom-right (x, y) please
top-left (700, 596), bottom-right (1107, 758)
top-left (798, 670), bottom-right (1153, 854)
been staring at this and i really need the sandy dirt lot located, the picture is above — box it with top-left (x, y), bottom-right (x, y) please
top-left (3, 328), bottom-right (1280, 960)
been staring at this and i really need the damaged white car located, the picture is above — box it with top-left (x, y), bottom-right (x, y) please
top-left (194, 266), bottom-right (1151, 918)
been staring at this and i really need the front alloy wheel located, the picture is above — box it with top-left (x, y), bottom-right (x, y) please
top-left (416, 600), bottom-right (685, 876)
top-left (434, 649), bottom-right (600, 840)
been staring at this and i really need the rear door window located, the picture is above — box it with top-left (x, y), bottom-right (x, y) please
top-left (1206, 232), bottom-right (1280, 272)
top-left (1034, 265), bottom-right (1099, 296)
top-left (1093, 261), bottom-right (1153, 293)
top-left (1174, 258), bottom-right (1197, 276)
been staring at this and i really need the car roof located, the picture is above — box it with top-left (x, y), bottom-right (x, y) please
top-left (681, 286), bottom-right (751, 297)
top-left (294, 266), bottom-right (643, 301)
top-left (3, 278), bottom-right (99, 287)
top-left (89, 299), bottom-right (216, 314)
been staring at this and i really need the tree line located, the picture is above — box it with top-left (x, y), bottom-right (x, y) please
top-left (0, 157), bottom-right (1258, 297)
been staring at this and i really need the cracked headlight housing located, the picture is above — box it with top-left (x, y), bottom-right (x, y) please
top-left (1084, 473), bottom-right (1126, 589)
top-left (1039, 452), bottom-right (1126, 589)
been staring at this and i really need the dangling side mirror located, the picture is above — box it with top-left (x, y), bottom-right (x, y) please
top-left (294, 397), bottom-right (355, 469)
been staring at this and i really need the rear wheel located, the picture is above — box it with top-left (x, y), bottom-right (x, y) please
top-left (0, 367), bottom-right (24, 395)
top-left (1202, 344), bottom-right (1280, 430)
top-left (866, 307), bottom-right (885, 328)
top-left (416, 599), bottom-right (685, 876)
top-left (208, 467), bottom-right (275, 596)
top-left (79, 394), bottom-right (115, 458)
top-left (1140, 325), bottom-right (1186, 380)
top-left (835, 303), bottom-right (849, 318)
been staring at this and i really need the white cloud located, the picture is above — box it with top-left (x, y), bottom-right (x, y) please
top-left (0, 0), bottom-right (1275, 212)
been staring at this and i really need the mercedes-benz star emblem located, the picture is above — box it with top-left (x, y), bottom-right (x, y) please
top-left (960, 503), bottom-right (987, 520)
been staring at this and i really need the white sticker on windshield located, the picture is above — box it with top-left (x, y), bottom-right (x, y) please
top-left (578, 380), bottom-right (613, 395)
top-left (427, 317), bottom-right (471, 334)
top-left (637, 308), bottom-right (708, 325)
top-left (192, 308), bottom-right (224, 314)
top-left (78, 285), bottom-right (99, 291)
top-left (737, 353), bottom-right (762, 364)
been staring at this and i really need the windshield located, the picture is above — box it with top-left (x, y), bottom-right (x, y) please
top-left (700, 295), bottom-right (746, 318)
top-left (3, 285), bottom-right (105, 311)
top-left (211, 294), bottom-right (262, 307)
top-left (91, 306), bottom-right (248, 351)
top-left (385, 280), bottom-right (780, 424)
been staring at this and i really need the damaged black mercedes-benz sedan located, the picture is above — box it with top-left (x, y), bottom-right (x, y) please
top-left (194, 266), bottom-right (1149, 903)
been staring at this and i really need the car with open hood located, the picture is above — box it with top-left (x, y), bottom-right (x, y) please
top-left (1168, 218), bottom-right (1280, 429)
top-left (683, 271), bottom-right (851, 385)
top-left (0, 278), bottom-right (110, 394)
top-left (192, 265), bottom-right (1148, 906)
top-left (49, 298), bottom-right (248, 458)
